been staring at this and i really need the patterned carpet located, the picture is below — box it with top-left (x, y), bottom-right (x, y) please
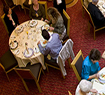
top-left (0, 0), bottom-right (105, 95)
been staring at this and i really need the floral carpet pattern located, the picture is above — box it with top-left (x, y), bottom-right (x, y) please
top-left (0, 0), bottom-right (105, 95)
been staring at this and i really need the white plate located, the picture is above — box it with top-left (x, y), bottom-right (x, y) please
top-left (99, 72), bottom-right (105, 81)
top-left (40, 40), bottom-right (47, 47)
top-left (102, 3), bottom-right (105, 8)
top-left (41, 25), bottom-right (49, 31)
top-left (15, 25), bottom-right (23, 33)
top-left (23, 48), bottom-right (34, 58)
top-left (10, 40), bottom-right (18, 50)
top-left (30, 20), bottom-right (37, 27)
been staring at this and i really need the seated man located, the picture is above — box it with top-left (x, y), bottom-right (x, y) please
top-left (84, 0), bottom-right (92, 8)
top-left (88, 0), bottom-right (105, 26)
top-left (37, 29), bottom-right (62, 62)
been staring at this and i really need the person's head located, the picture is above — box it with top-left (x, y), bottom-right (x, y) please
top-left (42, 29), bottom-right (50, 40)
top-left (79, 79), bottom-right (92, 93)
top-left (89, 48), bottom-right (101, 63)
top-left (92, 0), bottom-right (99, 4)
top-left (32, 0), bottom-right (38, 6)
top-left (47, 7), bottom-right (61, 23)
top-left (3, 6), bottom-right (12, 15)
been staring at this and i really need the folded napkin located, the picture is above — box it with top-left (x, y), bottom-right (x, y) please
top-left (57, 0), bottom-right (62, 5)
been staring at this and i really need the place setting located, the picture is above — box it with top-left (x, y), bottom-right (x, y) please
top-left (22, 42), bottom-right (34, 58)
top-left (15, 25), bottom-right (24, 35)
top-left (29, 19), bottom-right (38, 27)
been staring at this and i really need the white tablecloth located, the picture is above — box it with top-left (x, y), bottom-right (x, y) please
top-left (9, 20), bottom-right (52, 69)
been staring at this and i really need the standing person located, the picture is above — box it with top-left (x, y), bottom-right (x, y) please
top-left (53, 0), bottom-right (66, 16)
top-left (45, 7), bottom-right (67, 40)
top-left (75, 79), bottom-right (98, 95)
top-left (88, 0), bottom-right (105, 26)
top-left (37, 29), bottom-right (62, 62)
top-left (81, 48), bottom-right (101, 81)
top-left (3, 6), bottom-right (19, 36)
top-left (29, 0), bottom-right (46, 20)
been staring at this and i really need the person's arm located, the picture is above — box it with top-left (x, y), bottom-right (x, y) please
top-left (94, 9), bottom-right (105, 22)
top-left (37, 42), bottom-right (50, 56)
top-left (88, 74), bottom-right (97, 80)
top-left (29, 5), bottom-right (33, 20)
top-left (12, 11), bottom-right (19, 25)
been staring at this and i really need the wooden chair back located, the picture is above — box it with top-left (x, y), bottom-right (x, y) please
top-left (14, 63), bottom-right (43, 92)
top-left (1, 14), bottom-right (9, 34)
top-left (71, 50), bottom-right (84, 81)
top-left (0, 49), bottom-right (18, 81)
top-left (62, 9), bottom-right (70, 37)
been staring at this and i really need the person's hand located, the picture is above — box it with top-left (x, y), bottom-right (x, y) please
top-left (45, 19), bottom-right (49, 23)
top-left (49, 27), bottom-right (54, 31)
top-left (90, 89), bottom-right (98, 93)
top-left (37, 41), bottom-right (40, 45)
top-left (41, 18), bottom-right (44, 21)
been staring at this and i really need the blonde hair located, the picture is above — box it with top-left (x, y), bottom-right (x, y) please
top-left (79, 79), bottom-right (92, 93)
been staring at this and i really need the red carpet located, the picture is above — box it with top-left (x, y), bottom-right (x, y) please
top-left (0, 0), bottom-right (105, 95)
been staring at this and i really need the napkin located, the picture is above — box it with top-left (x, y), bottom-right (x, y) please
top-left (57, 0), bottom-right (62, 5)
top-left (14, 49), bottom-right (20, 55)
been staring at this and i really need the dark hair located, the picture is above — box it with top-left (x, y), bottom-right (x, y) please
top-left (89, 48), bottom-right (101, 61)
top-left (3, 6), bottom-right (9, 15)
top-left (42, 29), bottom-right (50, 40)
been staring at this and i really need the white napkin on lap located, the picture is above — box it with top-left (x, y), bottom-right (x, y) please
top-left (57, 0), bottom-right (62, 5)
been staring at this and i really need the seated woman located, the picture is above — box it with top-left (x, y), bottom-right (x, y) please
top-left (81, 48), bottom-right (101, 81)
top-left (29, 0), bottom-right (46, 20)
top-left (75, 79), bottom-right (97, 95)
top-left (3, 6), bottom-right (19, 36)
top-left (45, 7), bottom-right (66, 40)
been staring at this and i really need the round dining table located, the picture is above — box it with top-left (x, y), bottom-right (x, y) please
top-left (9, 20), bottom-right (52, 69)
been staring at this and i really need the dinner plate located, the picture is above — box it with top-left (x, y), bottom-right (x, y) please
top-left (23, 48), bottom-right (34, 58)
top-left (40, 40), bottom-right (47, 47)
top-left (15, 25), bottom-right (23, 33)
top-left (9, 40), bottom-right (18, 50)
top-left (99, 72), bottom-right (105, 81)
top-left (102, 3), bottom-right (105, 9)
top-left (29, 20), bottom-right (37, 27)
top-left (41, 25), bottom-right (49, 31)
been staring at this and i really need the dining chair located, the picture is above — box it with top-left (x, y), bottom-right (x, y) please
top-left (23, 0), bottom-right (48, 19)
top-left (45, 39), bottom-right (75, 79)
top-left (62, 9), bottom-right (70, 44)
top-left (0, 49), bottom-right (18, 81)
top-left (81, 0), bottom-right (87, 17)
top-left (1, 14), bottom-right (9, 35)
top-left (71, 50), bottom-right (84, 82)
top-left (14, 63), bottom-right (44, 93)
top-left (84, 7), bottom-right (105, 40)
